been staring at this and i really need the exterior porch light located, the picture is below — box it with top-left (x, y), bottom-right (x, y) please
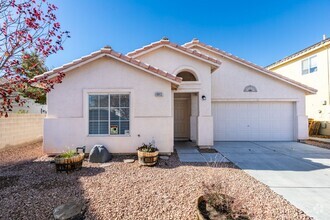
top-left (201, 95), bottom-right (206, 100)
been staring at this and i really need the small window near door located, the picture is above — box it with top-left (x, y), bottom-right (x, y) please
top-left (177, 71), bottom-right (197, 81)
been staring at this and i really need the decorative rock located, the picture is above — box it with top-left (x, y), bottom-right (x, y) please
top-left (89, 145), bottom-right (112, 163)
top-left (123, 159), bottom-right (135, 163)
top-left (53, 201), bottom-right (85, 220)
top-left (100, 162), bottom-right (112, 168)
top-left (160, 156), bottom-right (169, 160)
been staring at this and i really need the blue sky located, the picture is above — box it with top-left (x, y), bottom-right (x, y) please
top-left (46, 0), bottom-right (330, 68)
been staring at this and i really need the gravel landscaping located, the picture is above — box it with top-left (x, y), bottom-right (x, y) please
top-left (0, 142), bottom-right (311, 220)
top-left (302, 139), bottom-right (330, 150)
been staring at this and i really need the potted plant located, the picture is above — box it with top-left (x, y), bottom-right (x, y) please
top-left (54, 148), bottom-right (85, 173)
top-left (137, 142), bottom-right (159, 166)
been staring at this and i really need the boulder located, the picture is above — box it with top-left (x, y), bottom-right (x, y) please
top-left (89, 145), bottom-right (112, 163)
top-left (53, 201), bottom-right (85, 220)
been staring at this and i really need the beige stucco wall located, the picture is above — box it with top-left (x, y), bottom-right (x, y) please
top-left (0, 114), bottom-right (45, 149)
top-left (269, 47), bottom-right (330, 121)
top-left (44, 57), bottom-right (174, 153)
top-left (190, 46), bottom-right (310, 140)
top-left (135, 47), bottom-right (214, 146)
top-left (45, 44), bottom-right (313, 153)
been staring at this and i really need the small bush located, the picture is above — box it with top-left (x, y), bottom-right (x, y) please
top-left (137, 143), bottom-right (158, 152)
top-left (59, 150), bottom-right (76, 158)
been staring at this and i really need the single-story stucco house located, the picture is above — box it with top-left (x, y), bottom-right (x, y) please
top-left (38, 38), bottom-right (317, 154)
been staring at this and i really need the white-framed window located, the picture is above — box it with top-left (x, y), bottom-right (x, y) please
top-left (302, 56), bottom-right (317, 75)
top-left (88, 94), bottom-right (130, 135)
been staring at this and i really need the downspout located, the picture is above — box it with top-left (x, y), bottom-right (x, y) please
top-left (327, 45), bottom-right (330, 106)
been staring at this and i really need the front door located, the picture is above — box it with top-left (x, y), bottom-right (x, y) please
top-left (174, 98), bottom-right (190, 140)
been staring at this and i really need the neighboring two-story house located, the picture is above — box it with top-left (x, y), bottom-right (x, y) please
top-left (267, 37), bottom-right (330, 135)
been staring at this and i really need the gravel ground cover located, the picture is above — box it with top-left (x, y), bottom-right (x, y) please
top-left (0, 142), bottom-right (310, 220)
top-left (302, 139), bottom-right (330, 150)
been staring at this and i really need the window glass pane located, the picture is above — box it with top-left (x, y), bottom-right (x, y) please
top-left (121, 95), bottom-right (129, 107)
top-left (110, 108), bottom-right (120, 120)
top-left (120, 108), bottom-right (129, 120)
top-left (110, 95), bottom-right (120, 107)
top-left (89, 93), bottom-right (129, 135)
top-left (120, 121), bottom-right (130, 135)
top-left (310, 56), bottom-right (317, 73)
top-left (99, 95), bottom-right (109, 107)
top-left (310, 66), bottom-right (317, 73)
top-left (100, 109), bottom-right (109, 120)
top-left (89, 95), bottom-right (98, 107)
top-left (89, 122), bottom-right (98, 134)
top-left (110, 121), bottom-right (119, 135)
top-left (89, 109), bottom-right (99, 120)
top-left (302, 59), bottom-right (308, 69)
top-left (302, 59), bottom-right (309, 74)
top-left (99, 122), bottom-right (109, 134)
top-left (310, 56), bottom-right (317, 67)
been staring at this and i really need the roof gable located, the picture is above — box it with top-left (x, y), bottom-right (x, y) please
top-left (127, 39), bottom-right (221, 72)
top-left (183, 39), bottom-right (317, 94)
top-left (34, 47), bottom-right (182, 87)
top-left (267, 38), bottom-right (330, 69)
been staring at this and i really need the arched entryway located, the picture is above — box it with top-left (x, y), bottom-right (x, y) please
top-left (176, 71), bottom-right (198, 81)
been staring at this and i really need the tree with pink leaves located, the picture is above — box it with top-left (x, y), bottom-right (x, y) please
top-left (0, 0), bottom-right (69, 117)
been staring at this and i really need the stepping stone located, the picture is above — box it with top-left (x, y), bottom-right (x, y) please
top-left (100, 163), bottom-right (112, 168)
top-left (160, 156), bottom-right (169, 160)
top-left (53, 201), bottom-right (85, 220)
top-left (124, 159), bottom-right (135, 163)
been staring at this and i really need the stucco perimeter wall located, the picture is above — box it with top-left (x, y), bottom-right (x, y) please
top-left (0, 113), bottom-right (45, 149)
top-left (192, 46), bottom-right (310, 140)
top-left (45, 57), bottom-right (173, 153)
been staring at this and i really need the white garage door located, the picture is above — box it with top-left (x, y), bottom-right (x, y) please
top-left (212, 102), bottom-right (294, 141)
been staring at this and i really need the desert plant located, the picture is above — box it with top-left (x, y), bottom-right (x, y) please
top-left (199, 181), bottom-right (250, 220)
top-left (137, 143), bottom-right (158, 152)
top-left (59, 149), bottom-right (76, 158)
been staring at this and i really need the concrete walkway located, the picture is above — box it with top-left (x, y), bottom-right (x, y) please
top-left (175, 142), bottom-right (229, 163)
top-left (214, 141), bottom-right (330, 220)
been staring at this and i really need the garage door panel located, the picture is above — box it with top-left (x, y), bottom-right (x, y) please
top-left (212, 102), bottom-right (294, 141)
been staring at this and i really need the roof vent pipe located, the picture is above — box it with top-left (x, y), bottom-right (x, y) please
top-left (323, 34), bottom-right (326, 40)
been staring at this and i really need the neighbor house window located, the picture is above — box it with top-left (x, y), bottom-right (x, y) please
top-left (89, 94), bottom-right (130, 135)
top-left (302, 56), bottom-right (317, 75)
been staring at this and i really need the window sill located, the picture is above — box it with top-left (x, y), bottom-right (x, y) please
top-left (87, 135), bottom-right (131, 137)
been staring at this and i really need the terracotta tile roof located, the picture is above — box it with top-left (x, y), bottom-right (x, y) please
top-left (34, 47), bottom-right (182, 85)
top-left (183, 39), bottom-right (317, 94)
top-left (127, 39), bottom-right (221, 71)
top-left (266, 37), bottom-right (330, 69)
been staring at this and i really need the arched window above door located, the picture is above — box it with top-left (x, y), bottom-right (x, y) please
top-left (177, 71), bottom-right (197, 81)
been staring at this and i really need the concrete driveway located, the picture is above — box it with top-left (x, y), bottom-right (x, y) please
top-left (214, 141), bottom-right (330, 220)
